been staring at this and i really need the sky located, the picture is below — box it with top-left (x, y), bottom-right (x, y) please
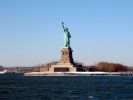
top-left (0, 0), bottom-right (133, 67)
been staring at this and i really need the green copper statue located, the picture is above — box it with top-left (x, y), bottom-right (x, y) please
top-left (62, 22), bottom-right (71, 48)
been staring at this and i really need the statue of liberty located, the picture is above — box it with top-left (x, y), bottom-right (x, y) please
top-left (62, 22), bottom-right (71, 48)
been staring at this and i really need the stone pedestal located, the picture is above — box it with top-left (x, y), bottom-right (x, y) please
top-left (49, 47), bottom-right (77, 72)
top-left (60, 47), bottom-right (74, 64)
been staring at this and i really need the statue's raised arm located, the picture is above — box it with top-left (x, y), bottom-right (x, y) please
top-left (62, 22), bottom-right (65, 31)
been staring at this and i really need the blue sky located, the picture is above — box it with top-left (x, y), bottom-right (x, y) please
top-left (0, 0), bottom-right (133, 66)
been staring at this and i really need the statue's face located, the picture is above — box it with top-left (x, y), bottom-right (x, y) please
top-left (66, 28), bottom-right (68, 31)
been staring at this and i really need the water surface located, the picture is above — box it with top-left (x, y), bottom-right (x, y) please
top-left (0, 74), bottom-right (133, 100)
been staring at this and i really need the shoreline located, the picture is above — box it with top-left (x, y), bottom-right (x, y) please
top-left (24, 71), bottom-right (133, 76)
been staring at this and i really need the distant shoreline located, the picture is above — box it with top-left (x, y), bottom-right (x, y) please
top-left (24, 72), bottom-right (133, 76)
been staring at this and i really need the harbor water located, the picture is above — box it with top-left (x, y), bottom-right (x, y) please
top-left (0, 74), bottom-right (133, 100)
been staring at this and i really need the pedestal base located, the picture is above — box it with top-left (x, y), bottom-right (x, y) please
top-left (49, 63), bottom-right (76, 72)
top-left (48, 47), bottom-right (77, 72)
